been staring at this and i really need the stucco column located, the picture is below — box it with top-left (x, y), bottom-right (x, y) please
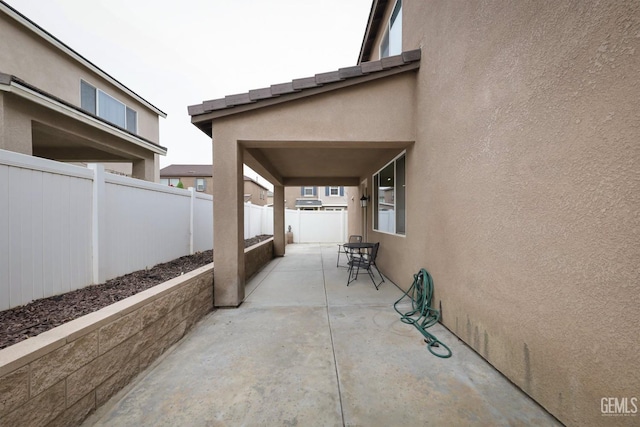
top-left (273, 185), bottom-right (285, 256)
top-left (213, 140), bottom-right (245, 307)
top-left (132, 155), bottom-right (155, 182)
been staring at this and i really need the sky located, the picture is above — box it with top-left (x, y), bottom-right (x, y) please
top-left (6, 0), bottom-right (373, 189)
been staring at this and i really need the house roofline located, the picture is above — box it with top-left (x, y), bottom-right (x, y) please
top-left (189, 49), bottom-right (421, 137)
top-left (357, 0), bottom-right (389, 64)
top-left (0, 0), bottom-right (167, 118)
top-left (0, 72), bottom-right (167, 156)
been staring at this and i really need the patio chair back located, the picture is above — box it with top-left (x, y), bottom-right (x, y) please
top-left (348, 235), bottom-right (363, 244)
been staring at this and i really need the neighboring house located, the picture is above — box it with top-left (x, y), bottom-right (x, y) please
top-left (243, 175), bottom-right (270, 206)
top-left (0, 1), bottom-right (166, 181)
top-left (189, 1), bottom-right (638, 425)
top-left (159, 166), bottom-right (268, 206)
top-left (284, 186), bottom-right (351, 210)
top-left (160, 164), bottom-right (212, 195)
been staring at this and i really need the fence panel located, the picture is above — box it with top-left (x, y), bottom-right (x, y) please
top-left (285, 209), bottom-right (347, 243)
top-left (0, 151), bottom-right (93, 311)
top-left (104, 175), bottom-right (192, 280)
top-left (193, 193), bottom-right (213, 253)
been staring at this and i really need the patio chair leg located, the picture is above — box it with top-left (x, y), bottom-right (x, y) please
top-left (366, 268), bottom-right (379, 290)
top-left (372, 264), bottom-right (385, 284)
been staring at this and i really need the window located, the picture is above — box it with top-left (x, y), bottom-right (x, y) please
top-left (160, 178), bottom-right (180, 187)
top-left (380, 0), bottom-right (402, 58)
top-left (81, 80), bottom-right (137, 133)
top-left (302, 187), bottom-right (315, 196)
top-left (373, 152), bottom-right (405, 235)
top-left (329, 186), bottom-right (340, 196)
top-left (196, 178), bottom-right (206, 192)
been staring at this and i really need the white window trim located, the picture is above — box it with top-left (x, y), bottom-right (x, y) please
top-left (329, 186), bottom-right (340, 196)
top-left (379, 0), bottom-right (402, 59)
top-left (196, 178), bottom-right (206, 192)
top-left (303, 187), bottom-right (314, 197)
top-left (373, 150), bottom-right (406, 237)
top-left (81, 79), bottom-right (138, 134)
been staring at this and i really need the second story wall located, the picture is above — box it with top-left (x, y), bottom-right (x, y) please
top-left (0, 7), bottom-right (161, 143)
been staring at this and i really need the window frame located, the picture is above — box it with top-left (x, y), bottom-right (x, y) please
top-left (373, 151), bottom-right (406, 236)
top-left (80, 79), bottom-right (138, 134)
top-left (303, 187), bottom-right (315, 197)
top-left (196, 178), bottom-right (206, 192)
top-left (329, 186), bottom-right (340, 196)
top-left (379, 0), bottom-right (402, 59)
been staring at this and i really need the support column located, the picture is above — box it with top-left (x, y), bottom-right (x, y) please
top-left (213, 139), bottom-right (245, 307)
top-left (274, 185), bottom-right (285, 256)
top-left (132, 155), bottom-right (155, 182)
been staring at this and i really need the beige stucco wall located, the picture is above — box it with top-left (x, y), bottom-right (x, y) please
top-left (0, 10), bottom-right (159, 143)
top-left (244, 180), bottom-right (269, 206)
top-left (365, 1), bottom-right (639, 426)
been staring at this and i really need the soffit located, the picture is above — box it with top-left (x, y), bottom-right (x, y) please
top-left (32, 122), bottom-right (132, 162)
top-left (243, 143), bottom-right (409, 187)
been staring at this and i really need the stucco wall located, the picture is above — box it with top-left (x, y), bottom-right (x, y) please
top-left (368, 1), bottom-right (639, 426)
top-left (0, 10), bottom-right (159, 143)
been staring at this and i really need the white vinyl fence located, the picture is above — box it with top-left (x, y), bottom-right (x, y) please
top-left (244, 205), bottom-right (348, 243)
top-left (0, 150), bottom-right (213, 311)
top-left (0, 149), bottom-right (348, 310)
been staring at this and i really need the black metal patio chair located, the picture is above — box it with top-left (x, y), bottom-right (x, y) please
top-left (347, 242), bottom-right (384, 290)
top-left (336, 235), bottom-right (362, 267)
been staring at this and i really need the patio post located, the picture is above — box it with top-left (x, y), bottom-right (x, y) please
top-left (212, 140), bottom-right (245, 307)
top-left (273, 185), bottom-right (285, 256)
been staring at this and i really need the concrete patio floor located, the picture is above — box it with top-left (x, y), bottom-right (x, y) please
top-left (84, 243), bottom-right (560, 426)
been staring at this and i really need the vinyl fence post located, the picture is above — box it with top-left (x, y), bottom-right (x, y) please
top-left (189, 187), bottom-right (195, 254)
top-left (89, 164), bottom-right (106, 284)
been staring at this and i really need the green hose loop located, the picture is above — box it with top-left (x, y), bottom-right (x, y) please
top-left (394, 268), bottom-right (452, 358)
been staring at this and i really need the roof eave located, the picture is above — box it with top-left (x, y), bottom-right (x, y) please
top-left (190, 58), bottom-right (420, 137)
top-left (357, 0), bottom-right (389, 64)
top-left (0, 74), bottom-right (167, 156)
top-left (0, 0), bottom-right (167, 118)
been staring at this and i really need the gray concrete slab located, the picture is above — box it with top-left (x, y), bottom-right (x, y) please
top-left (84, 244), bottom-right (560, 427)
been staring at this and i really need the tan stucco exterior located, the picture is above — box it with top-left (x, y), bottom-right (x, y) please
top-left (190, 1), bottom-right (639, 425)
top-left (0, 3), bottom-right (165, 181)
top-left (244, 177), bottom-right (269, 206)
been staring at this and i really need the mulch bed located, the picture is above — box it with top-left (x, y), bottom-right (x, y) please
top-left (0, 235), bottom-right (272, 350)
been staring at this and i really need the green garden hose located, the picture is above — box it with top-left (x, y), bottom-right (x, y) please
top-left (394, 268), bottom-right (452, 358)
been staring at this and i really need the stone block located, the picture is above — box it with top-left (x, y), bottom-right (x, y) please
top-left (49, 391), bottom-right (95, 427)
top-left (139, 320), bottom-right (187, 371)
top-left (96, 356), bottom-right (140, 407)
top-left (140, 293), bottom-right (173, 328)
top-left (0, 365), bottom-right (29, 417)
top-left (99, 309), bottom-right (143, 355)
top-left (66, 336), bottom-right (136, 406)
top-left (0, 380), bottom-right (65, 427)
top-left (30, 331), bottom-right (98, 397)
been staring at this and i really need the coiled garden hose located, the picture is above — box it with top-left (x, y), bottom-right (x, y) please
top-left (394, 268), bottom-right (452, 358)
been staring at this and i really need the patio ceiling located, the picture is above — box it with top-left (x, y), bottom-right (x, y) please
top-left (242, 141), bottom-right (410, 187)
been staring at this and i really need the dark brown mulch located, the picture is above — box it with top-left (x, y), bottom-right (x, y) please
top-left (0, 235), bottom-right (272, 350)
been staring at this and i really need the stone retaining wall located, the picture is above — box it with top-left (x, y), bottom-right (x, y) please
top-left (0, 264), bottom-right (213, 427)
top-left (245, 237), bottom-right (274, 279)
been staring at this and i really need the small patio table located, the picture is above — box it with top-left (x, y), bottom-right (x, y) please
top-left (343, 242), bottom-right (385, 288)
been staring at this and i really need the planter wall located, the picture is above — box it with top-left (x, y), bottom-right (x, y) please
top-left (0, 264), bottom-right (213, 427)
top-left (244, 237), bottom-right (274, 280)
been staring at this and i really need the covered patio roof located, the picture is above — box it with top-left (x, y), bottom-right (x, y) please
top-left (189, 49), bottom-right (420, 187)
top-left (188, 49), bottom-right (421, 307)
